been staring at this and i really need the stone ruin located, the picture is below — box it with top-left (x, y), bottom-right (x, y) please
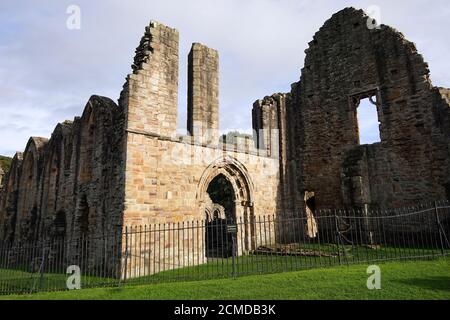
top-left (0, 7), bottom-right (449, 274)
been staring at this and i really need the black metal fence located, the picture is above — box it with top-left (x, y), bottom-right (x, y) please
top-left (0, 201), bottom-right (449, 295)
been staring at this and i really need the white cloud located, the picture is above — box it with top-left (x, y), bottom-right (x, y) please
top-left (0, 0), bottom-right (449, 156)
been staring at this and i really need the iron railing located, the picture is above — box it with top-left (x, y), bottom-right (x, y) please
top-left (0, 201), bottom-right (449, 295)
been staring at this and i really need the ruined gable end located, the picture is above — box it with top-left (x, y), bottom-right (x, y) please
top-left (288, 7), bottom-right (450, 209)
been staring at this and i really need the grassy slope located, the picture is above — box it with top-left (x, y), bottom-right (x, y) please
top-left (2, 257), bottom-right (449, 300)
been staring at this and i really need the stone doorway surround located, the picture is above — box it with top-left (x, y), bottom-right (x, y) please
top-left (197, 156), bottom-right (255, 255)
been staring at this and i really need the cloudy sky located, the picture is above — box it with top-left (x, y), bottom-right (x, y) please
top-left (0, 0), bottom-right (449, 156)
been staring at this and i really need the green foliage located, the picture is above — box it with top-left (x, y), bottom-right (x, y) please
top-left (0, 155), bottom-right (12, 174)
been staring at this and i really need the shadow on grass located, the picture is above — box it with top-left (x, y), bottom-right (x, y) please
top-left (395, 277), bottom-right (450, 292)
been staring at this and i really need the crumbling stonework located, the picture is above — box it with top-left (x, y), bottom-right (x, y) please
top-left (0, 19), bottom-right (280, 275)
top-left (256, 8), bottom-right (450, 215)
top-left (0, 96), bottom-right (126, 249)
top-left (120, 21), bottom-right (179, 138)
top-left (0, 8), bottom-right (449, 274)
top-left (0, 152), bottom-right (22, 243)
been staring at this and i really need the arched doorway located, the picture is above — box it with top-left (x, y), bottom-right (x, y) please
top-left (205, 174), bottom-right (236, 257)
top-left (197, 156), bottom-right (255, 258)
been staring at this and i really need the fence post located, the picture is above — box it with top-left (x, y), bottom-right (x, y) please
top-left (434, 201), bottom-right (445, 256)
top-left (232, 233), bottom-right (237, 279)
top-left (334, 213), bottom-right (341, 265)
top-left (119, 226), bottom-right (129, 287)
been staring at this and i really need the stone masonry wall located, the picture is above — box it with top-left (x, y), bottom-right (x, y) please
top-left (120, 21), bottom-right (179, 138)
top-left (14, 137), bottom-right (48, 242)
top-left (252, 94), bottom-right (302, 219)
top-left (120, 21), bottom-right (281, 275)
top-left (123, 133), bottom-right (280, 275)
top-left (289, 7), bottom-right (450, 211)
top-left (0, 152), bottom-right (22, 243)
top-left (0, 95), bottom-right (126, 254)
top-left (187, 43), bottom-right (220, 144)
top-left (1, 10), bottom-right (448, 277)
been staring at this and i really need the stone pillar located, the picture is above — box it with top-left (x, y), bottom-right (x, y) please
top-left (187, 43), bottom-right (219, 145)
top-left (252, 94), bottom-right (286, 158)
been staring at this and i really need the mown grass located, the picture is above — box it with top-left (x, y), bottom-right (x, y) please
top-left (1, 257), bottom-right (449, 300)
top-left (1, 243), bottom-right (448, 296)
top-left (124, 244), bottom-right (447, 285)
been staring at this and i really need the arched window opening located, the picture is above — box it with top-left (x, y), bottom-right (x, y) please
top-left (353, 93), bottom-right (381, 145)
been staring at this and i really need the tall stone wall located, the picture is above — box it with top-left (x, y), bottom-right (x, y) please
top-left (14, 137), bottom-right (48, 242)
top-left (187, 43), bottom-right (220, 144)
top-left (252, 95), bottom-right (283, 156)
top-left (123, 133), bottom-right (280, 276)
top-left (120, 20), bottom-right (280, 227)
top-left (0, 96), bottom-right (126, 247)
top-left (120, 21), bottom-right (179, 138)
top-left (124, 136), bottom-right (279, 226)
top-left (0, 152), bottom-right (22, 243)
top-left (117, 21), bottom-right (282, 276)
top-left (288, 7), bottom-right (450, 210)
top-left (252, 94), bottom-right (302, 219)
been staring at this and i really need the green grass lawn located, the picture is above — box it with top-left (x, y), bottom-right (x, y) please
top-left (2, 245), bottom-right (446, 293)
top-left (2, 257), bottom-right (449, 300)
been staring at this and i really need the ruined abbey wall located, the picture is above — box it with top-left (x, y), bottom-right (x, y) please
top-left (284, 8), bottom-right (450, 211)
top-left (0, 8), bottom-right (449, 265)
top-left (117, 22), bottom-right (281, 274)
top-left (0, 96), bottom-right (126, 245)
top-left (0, 19), bottom-right (282, 267)
top-left (120, 21), bottom-right (281, 228)
top-left (252, 94), bottom-right (302, 220)
top-left (0, 153), bottom-right (22, 242)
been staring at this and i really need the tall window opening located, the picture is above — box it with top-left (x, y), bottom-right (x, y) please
top-left (354, 93), bottom-right (381, 144)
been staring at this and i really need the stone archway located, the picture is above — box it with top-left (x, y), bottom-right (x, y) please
top-left (197, 156), bottom-right (255, 256)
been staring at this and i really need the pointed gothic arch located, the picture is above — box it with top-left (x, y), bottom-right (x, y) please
top-left (197, 156), bottom-right (256, 256)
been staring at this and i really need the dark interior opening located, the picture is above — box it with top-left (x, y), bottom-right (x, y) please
top-left (54, 210), bottom-right (66, 238)
top-left (205, 174), bottom-right (236, 258)
top-left (445, 183), bottom-right (450, 202)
